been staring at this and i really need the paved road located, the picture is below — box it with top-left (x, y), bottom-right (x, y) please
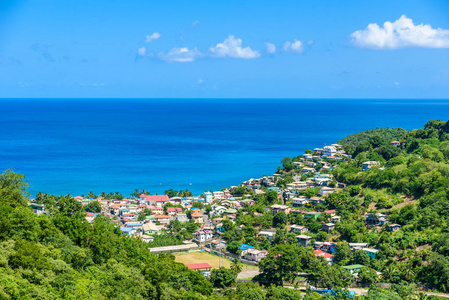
top-left (237, 269), bottom-right (260, 279)
top-left (285, 286), bottom-right (449, 298)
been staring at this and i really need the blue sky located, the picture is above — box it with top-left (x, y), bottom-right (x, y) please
top-left (1, 0), bottom-right (449, 98)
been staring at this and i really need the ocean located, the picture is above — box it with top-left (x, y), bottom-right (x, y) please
top-left (1, 98), bottom-right (448, 197)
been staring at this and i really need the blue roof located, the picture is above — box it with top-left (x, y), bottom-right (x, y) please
top-left (120, 227), bottom-right (134, 232)
top-left (126, 222), bottom-right (143, 226)
top-left (191, 207), bottom-right (200, 210)
top-left (238, 244), bottom-right (255, 250)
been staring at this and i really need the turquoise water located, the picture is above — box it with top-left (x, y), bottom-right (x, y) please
top-left (0, 98), bottom-right (448, 197)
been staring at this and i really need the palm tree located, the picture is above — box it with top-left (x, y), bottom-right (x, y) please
top-left (404, 268), bottom-right (415, 281)
top-left (230, 258), bottom-right (243, 274)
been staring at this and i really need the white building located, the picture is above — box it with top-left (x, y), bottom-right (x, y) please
top-left (322, 146), bottom-right (337, 157)
top-left (245, 249), bottom-right (268, 262)
top-left (194, 230), bottom-right (214, 243)
top-left (204, 191), bottom-right (213, 203)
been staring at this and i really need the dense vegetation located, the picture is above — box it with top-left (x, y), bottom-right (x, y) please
top-left (0, 171), bottom-right (217, 299)
top-left (338, 127), bottom-right (406, 148)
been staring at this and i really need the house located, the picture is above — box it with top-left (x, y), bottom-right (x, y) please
top-left (304, 211), bottom-right (322, 219)
top-left (324, 209), bottom-right (337, 216)
top-left (331, 216), bottom-right (341, 223)
top-left (270, 205), bottom-right (291, 215)
top-left (302, 167), bottom-right (315, 174)
top-left (204, 191), bottom-right (213, 203)
top-left (152, 206), bottom-right (164, 215)
top-left (212, 218), bottom-right (224, 225)
top-left (167, 207), bottom-right (182, 216)
top-left (363, 248), bottom-right (379, 259)
top-left (213, 191), bottom-right (225, 200)
top-left (140, 195), bottom-right (170, 206)
top-left (142, 222), bottom-right (161, 235)
top-left (176, 213), bottom-right (188, 223)
top-left (322, 223), bottom-right (336, 233)
top-left (291, 209), bottom-right (308, 216)
top-left (268, 187), bottom-right (282, 194)
top-left (292, 197), bottom-right (309, 207)
top-left (314, 174), bottom-right (332, 186)
top-left (293, 161), bottom-right (304, 168)
top-left (388, 224), bottom-right (402, 232)
top-left (29, 203), bottom-right (46, 215)
top-left (348, 243), bottom-right (369, 251)
top-left (141, 235), bottom-right (154, 243)
top-left (296, 235), bottom-right (312, 247)
top-left (320, 187), bottom-right (335, 197)
top-left (365, 213), bottom-right (387, 226)
top-left (240, 199), bottom-right (255, 206)
top-left (304, 154), bottom-right (313, 160)
top-left (223, 208), bottom-right (237, 216)
top-left (290, 225), bottom-right (308, 235)
top-left (153, 215), bottom-right (170, 225)
top-left (342, 264), bottom-right (365, 275)
top-left (311, 197), bottom-right (325, 205)
top-left (125, 222), bottom-right (144, 230)
top-left (191, 209), bottom-right (204, 224)
top-left (245, 249), bottom-right (268, 262)
top-left (194, 230), bottom-right (214, 243)
top-left (314, 250), bottom-right (334, 265)
top-left (390, 141), bottom-right (401, 147)
top-left (258, 230), bottom-right (276, 241)
top-left (322, 146), bottom-right (337, 157)
top-left (238, 244), bottom-right (256, 256)
top-left (316, 242), bottom-right (338, 253)
top-left (185, 263), bottom-right (212, 278)
top-left (120, 227), bottom-right (135, 236)
top-left (362, 161), bottom-right (380, 171)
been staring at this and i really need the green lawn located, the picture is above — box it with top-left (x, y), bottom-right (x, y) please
top-left (174, 251), bottom-right (258, 271)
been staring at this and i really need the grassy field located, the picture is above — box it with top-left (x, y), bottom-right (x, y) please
top-left (174, 251), bottom-right (258, 271)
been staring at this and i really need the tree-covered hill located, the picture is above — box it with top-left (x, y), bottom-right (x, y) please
top-left (338, 127), bottom-right (406, 148)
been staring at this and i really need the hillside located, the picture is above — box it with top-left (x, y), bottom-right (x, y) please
top-left (338, 127), bottom-right (406, 148)
top-left (2, 119), bottom-right (449, 299)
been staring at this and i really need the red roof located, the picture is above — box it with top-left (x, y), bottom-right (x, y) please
top-left (145, 195), bottom-right (170, 202)
top-left (185, 263), bottom-right (212, 270)
top-left (324, 210), bottom-right (336, 214)
top-left (167, 207), bottom-right (182, 212)
top-left (153, 215), bottom-right (170, 219)
top-left (314, 250), bottom-right (334, 258)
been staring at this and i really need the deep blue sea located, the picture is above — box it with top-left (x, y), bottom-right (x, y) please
top-left (1, 98), bottom-right (448, 197)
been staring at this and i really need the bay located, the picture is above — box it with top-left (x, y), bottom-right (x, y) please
top-left (0, 98), bottom-right (448, 197)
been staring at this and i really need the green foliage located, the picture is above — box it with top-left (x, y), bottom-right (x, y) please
top-left (231, 185), bottom-right (247, 196)
top-left (338, 127), bottom-right (406, 149)
top-left (209, 267), bottom-right (236, 288)
top-left (256, 244), bottom-right (304, 286)
top-left (0, 170), bottom-right (215, 299)
top-left (83, 200), bottom-right (102, 213)
top-left (273, 211), bottom-right (288, 228)
top-left (226, 241), bottom-right (241, 255)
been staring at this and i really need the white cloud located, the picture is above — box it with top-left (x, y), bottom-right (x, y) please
top-left (137, 46), bottom-right (146, 56)
top-left (351, 15), bottom-right (449, 49)
top-left (146, 32), bottom-right (161, 42)
top-left (198, 78), bottom-right (203, 84)
top-left (265, 42), bottom-right (276, 54)
top-left (158, 47), bottom-right (201, 63)
top-left (283, 39), bottom-right (303, 53)
top-left (209, 35), bottom-right (260, 59)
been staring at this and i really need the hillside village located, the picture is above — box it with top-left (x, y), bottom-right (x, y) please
top-left (31, 141), bottom-right (406, 281)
